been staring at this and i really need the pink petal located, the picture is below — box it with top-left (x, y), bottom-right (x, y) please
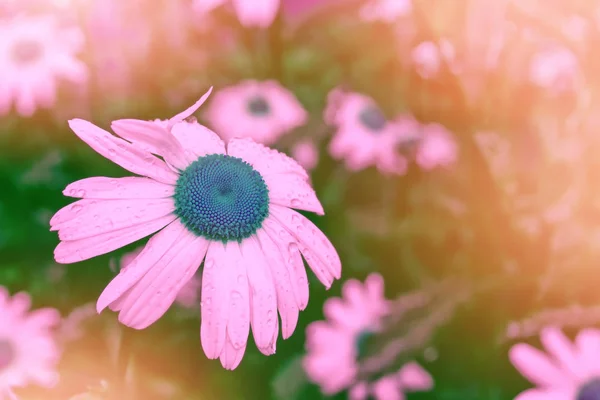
top-left (96, 220), bottom-right (187, 313)
top-left (397, 362), bottom-right (434, 391)
top-left (54, 214), bottom-right (176, 264)
top-left (269, 205), bottom-right (341, 288)
top-left (364, 273), bottom-right (385, 302)
top-left (349, 382), bottom-right (369, 400)
top-left (227, 137), bottom-right (309, 180)
top-left (266, 173), bottom-right (324, 215)
top-left (63, 177), bottom-right (174, 199)
top-left (262, 217), bottom-right (309, 310)
top-left (256, 228), bottom-right (299, 339)
top-left (232, 0), bottom-right (280, 28)
top-left (170, 121), bottom-right (226, 158)
top-left (168, 87), bottom-right (213, 128)
top-left (575, 329), bottom-right (600, 375)
top-left (53, 198), bottom-right (175, 241)
top-left (111, 119), bottom-right (190, 169)
top-left (373, 375), bottom-right (404, 400)
top-left (509, 343), bottom-right (570, 387)
top-left (219, 338), bottom-right (247, 370)
top-left (540, 327), bottom-right (587, 379)
top-left (200, 241), bottom-right (232, 359)
top-left (240, 237), bottom-right (278, 355)
top-left (68, 119), bottom-right (179, 185)
top-left (117, 233), bottom-right (209, 329)
top-left (323, 297), bottom-right (351, 326)
top-left (515, 388), bottom-right (575, 400)
top-left (222, 243), bottom-right (250, 350)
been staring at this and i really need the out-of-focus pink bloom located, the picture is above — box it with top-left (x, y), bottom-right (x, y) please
top-left (0, 15), bottom-right (87, 117)
top-left (529, 46), bottom-right (579, 93)
top-left (411, 39), bottom-right (457, 79)
top-left (509, 327), bottom-right (600, 399)
top-left (326, 89), bottom-right (416, 175)
top-left (360, 0), bottom-right (412, 22)
top-left (205, 80), bottom-right (307, 145)
top-left (304, 274), bottom-right (433, 398)
top-left (50, 88), bottom-right (341, 370)
top-left (193, 0), bottom-right (280, 28)
top-left (58, 303), bottom-right (96, 343)
top-left (0, 288), bottom-right (61, 394)
top-left (415, 123), bottom-right (458, 170)
top-left (291, 140), bottom-right (318, 171)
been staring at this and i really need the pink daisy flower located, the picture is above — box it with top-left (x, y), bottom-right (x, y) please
top-left (50, 88), bottom-right (341, 370)
top-left (0, 14), bottom-right (87, 117)
top-left (291, 140), bottom-right (319, 171)
top-left (326, 89), bottom-right (416, 175)
top-left (360, 0), bottom-right (412, 22)
top-left (0, 288), bottom-right (61, 396)
top-left (303, 274), bottom-right (433, 398)
top-left (192, 0), bottom-right (280, 28)
top-left (205, 80), bottom-right (308, 145)
top-left (415, 123), bottom-right (458, 170)
top-left (509, 327), bottom-right (600, 399)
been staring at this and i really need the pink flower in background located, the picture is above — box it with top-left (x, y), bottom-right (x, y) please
top-left (0, 15), bottom-right (87, 117)
top-left (193, 0), bottom-right (280, 28)
top-left (205, 80), bottom-right (307, 145)
top-left (0, 288), bottom-right (61, 395)
top-left (50, 88), bottom-right (341, 370)
top-left (360, 0), bottom-right (412, 22)
top-left (326, 89), bottom-right (415, 175)
top-left (291, 140), bottom-right (319, 171)
top-left (411, 40), bottom-right (457, 79)
top-left (415, 123), bottom-right (458, 170)
top-left (529, 45), bottom-right (579, 93)
top-left (509, 327), bottom-right (600, 399)
top-left (304, 274), bottom-right (433, 398)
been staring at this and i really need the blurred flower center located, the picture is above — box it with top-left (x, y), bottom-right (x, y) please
top-left (397, 132), bottom-right (422, 156)
top-left (355, 330), bottom-right (377, 361)
top-left (173, 154), bottom-right (270, 242)
top-left (0, 339), bottom-right (16, 370)
top-left (10, 39), bottom-right (44, 65)
top-left (359, 106), bottom-right (387, 131)
top-left (246, 96), bottom-right (271, 116)
top-left (578, 378), bottom-right (600, 400)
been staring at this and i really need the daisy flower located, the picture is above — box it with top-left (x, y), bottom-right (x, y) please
top-left (509, 327), bottom-right (600, 399)
top-left (192, 0), bottom-right (280, 28)
top-left (0, 14), bottom-right (87, 117)
top-left (415, 123), bottom-right (458, 170)
top-left (325, 89), bottom-right (416, 175)
top-left (205, 80), bottom-right (308, 145)
top-left (0, 288), bottom-right (61, 396)
top-left (50, 88), bottom-right (341, 370)
top-left (304, 274), bottom-right (433, 398)
top-left (291, 140), bottom-right (319, 172)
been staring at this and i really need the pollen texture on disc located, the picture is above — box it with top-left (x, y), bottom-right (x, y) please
top-left (174, 154), bottom-right (270, 242)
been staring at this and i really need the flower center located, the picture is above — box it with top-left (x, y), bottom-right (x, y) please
top-left (0, 339), bottom-right (15, 371)
top-left (359, 106), bottom-right (387, 132)
top-left (10, 39), bottom-right (44, 65)
top-left (578, 378), bottom-right (600, 400)
top-left (174, 154), bottom-right (270, 242)
top-left (355, 330), bottom-right (377, 361)
top-left (246, 96), bottom-right (271, 116)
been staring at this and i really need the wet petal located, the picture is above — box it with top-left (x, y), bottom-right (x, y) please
top-left (168, 87), bottom-right (213, 127)
top-left (111, 119), bottom-right (190, 169)
top-left (240, 237), bottom-right (278, 355)
top-left (53, 198), bottom-right (175, 241)
top-left (256, 228), bottom-right (299, 339)
top-left (219, 338), bottom-right (247, 370)
top-left (68, 119), bottom-right (178, 184)
top-left (118, 233), bottom-right (208, 329)
top-left (266, 173), bottom-right (324, 215)
top-left (54, 214), bottom-right (176, 264)
top-left (222, 243), bottom-right (250, 350)
top-left (63, 177), bottom-right (174, 199)
top-left (170, 121), bottom-right (226, 158)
